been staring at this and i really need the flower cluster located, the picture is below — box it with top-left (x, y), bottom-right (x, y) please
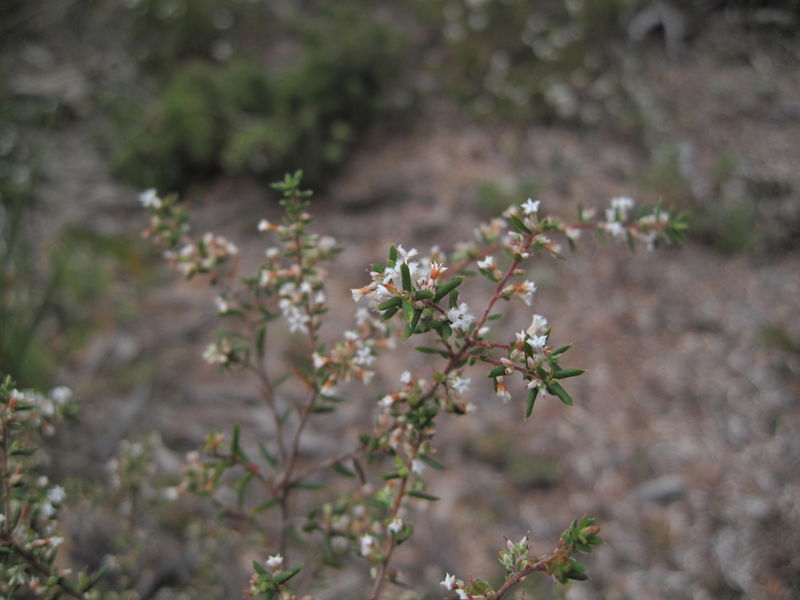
top-left (0, 377), bottom-right (107, 599)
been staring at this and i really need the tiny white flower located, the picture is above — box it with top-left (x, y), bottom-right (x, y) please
top-left (611, 196), bottom-right (634, 220)
top-left (265, 247), bottom-right (279, 258)
top-left (450, 375), bottom-right (471, 395)
top-left (400, 371), bottom-right (412, 384)
top-left (162, 487), bottom-right (179, 501)
top-left (355, 346), bottom-right (375, 366)
top-left (214, 296), bottom-right (230, 313)
top-left (388, 517), bottom-right (403, 534)
top-left (411, 459), bottom-right (425, 475)
top-left (527, 314), bottom-right (548, 337)
top-left (379, 395), bottom-right (395, 408)
top-left (447, 302), bottom-right (475, 332)
top-left (360, 534), bottom-right (375, 557)
top-left (528, 334), bottom-right (548, 350)
top-left (49, 536), bottom-right (64, 548)
top-left (441, 573), bottom-right (457, 591)
top-left (265, 554), bottom-right (284, 570)
top-left (138, 189), bottom-right (161, 209)
top-left (50, 386), bottom-right (72, 404)
top-left (565, 226), bottom-right (582, 240)
top-left (603, 221), bottom-right (627, 240)
top-left (521, 198), bottom-right (540, 215)
top-left (477, 255), bottom-right (494, 270)
top-left (457, 590), bottom-right (469, 600)
top-left (257, 219), bottom-right (271, 232)
top-left (47, 486), bottom-right (66, 504)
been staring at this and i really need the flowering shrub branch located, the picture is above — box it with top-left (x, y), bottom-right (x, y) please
top-left (138, 172), bottom-right (685, 598)
top-left (0, 376), bottom-right (107, 598)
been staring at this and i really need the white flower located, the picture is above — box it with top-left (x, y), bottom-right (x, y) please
top-left (50, 386), bottom-right (72, 404)
top-left (203, 342), bottom-right (229, 365)
top-left (400, 371), bottom-right (412, 384)
top-left (611, 196), bottom-right (634, 220)
top-left (517, 281), bottom-right (537, 306)
top-left (603, 221), bottom-right (627, 240)
top-left (528, 334), bottom-right (547, 350)
top-left (447, 303), bottom-right (475, 332)
top-left (379, 395), bottom-right (395, 408)
top-left (360, 534), bottom-right (375, 557)
top-left (565, 226), bottom-right (582, 240)
top-left (527, 314), bottom-right (548, 337)
top-left (259, 269), bottom-right (271, 287)
top-left (162, 487), bottom-right (179, 501)
top-left (49, 536), bottom-right (64, 548)
top-left (450, 376), bottom-right (471, 395)
top-left (47, 486), bottom-right (65, 504)
top-left (441, 573), bottom-right (457, 591)
top-left (411, 459), bottom-right (426, 475)
top-left (41, 502), bottom-right (56, 517)
top-left (388, 517), bottom-right (403, 534)
top-left (521, 198), bottom-right (540, 215)
top-left (477, 255), bottom-right (494, 270)
top-left (138, 189), bottom-right (161, 209)
top-left (355, 346), bottom-right (375, 366)
top-left (214, 296), bottom-right (230, 314)
top-left (257, 219), bottom-right (273, 232)
top-left (265, 554), bottom-right (284, 570)
top-left (457, 590), bottom-right (469, 600)
top-left (265, 247), bottom-right (279, 258)
top-left (496, 378), bottom-right (511, 403)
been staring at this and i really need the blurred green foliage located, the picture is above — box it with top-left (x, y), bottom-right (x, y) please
top-left (423, 0), bottom-right (638, 127)
top-left (1, 81), bottom-right (146, 387)
top-left (110, 0), bottom-right (406, 191)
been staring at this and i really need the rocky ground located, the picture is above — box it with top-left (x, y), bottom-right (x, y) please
top-left (4, 6), bottom-right (800, 600)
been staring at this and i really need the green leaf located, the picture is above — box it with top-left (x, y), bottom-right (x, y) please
top-left (231, 423), bottom-right (247, 461)
top-left (510, 214), bottom-right (532, 234)
top-left (258, 442), bottom-right (278, 468)
top-left (9, 447), bottom-right (37, 457)
top-left (414, 346), bottom-right (449, 358)
top-left (256, 325), bottom-right (267, 357)
top-left (380, 307), bottom-right (399, 321)
top-left (414, 290), bottom-right (434, 300)
top-left (401, 263), bottom-right (412, 291)
top-left (487, 366), bottom-right (506, 378)
top-left (273, 565), bottom-right (302, 585)
top-left (290, 480), bottom-right (326, 490)
top-left (434, 276), bottom-right (463, 301)
top-left (389, 245), bottom-right (398, 262)
top-left (253, 560), bottom-right (269, 576)
top-left (254, 498), bottom-right (279, 513)
top-left (402, 300), bottom-right (415, 324)
top-left (333, 462), bottom-right (355, 478)
top-left (418, 454), bottom-right (444, 470)
top-left (551, 344), bottom-right (572, 357)
top-left (554, 368), bottom-right (585, 379)
top-left (525, 388), bottom-right (538, 419)
top-left (408, 490), bottom-right (439, 501)
top-left (488, 313), bottom-right (503, 321)
top-left (377, 297), bottom-right (402, 311)
top-left (547, 381), bottom-right (573, 406)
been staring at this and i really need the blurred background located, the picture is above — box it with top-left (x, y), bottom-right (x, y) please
top-left (1, 0), bottom-right (799, 598)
